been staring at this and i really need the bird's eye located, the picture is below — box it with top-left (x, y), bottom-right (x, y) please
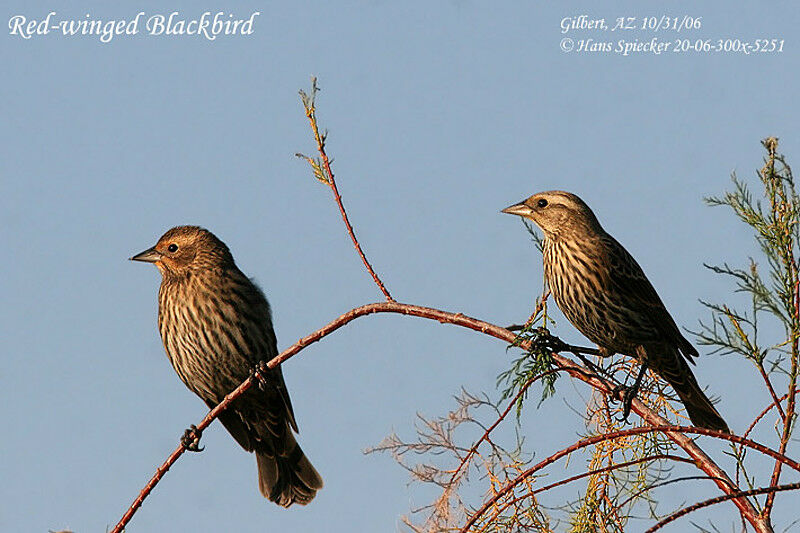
top-left (537, 199), bottom-right (548, 208)
top-left (168, 244), bottom-right (179, 253)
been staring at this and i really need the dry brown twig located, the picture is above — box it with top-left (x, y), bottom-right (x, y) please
top-left (459, 425), bottom-right (800, 533)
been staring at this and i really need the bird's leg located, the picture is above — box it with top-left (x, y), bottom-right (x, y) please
top-left (616, 363), bottom-right (648, 423)
top-left (539, 333), bottom-right (612, 381)
top-left (181, 424), bottom-right (204, 452)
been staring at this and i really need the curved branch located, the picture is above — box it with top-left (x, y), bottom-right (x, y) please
top-left (645, 482), bottom-right (800, 533)
top-left (110, 370), bottom-right (265, 533)
top-left (532, 454), bottom-right (696, 497)
top-left (616, 475), bottom-right (727, 512)
top-left (485, 466), bottom-right (713, 531)
top-left (112, 302), bottom-right (771, 533)
top-left (460, 425), bottom-right (796, 532)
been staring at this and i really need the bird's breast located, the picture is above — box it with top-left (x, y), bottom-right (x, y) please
top-left (542, 238), bottom-right (625, 351)
top-left (157, 276), bottom-right (263, 402)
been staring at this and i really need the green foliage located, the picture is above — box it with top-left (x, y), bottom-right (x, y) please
top-left (499, 326), bottom-right (559, 410)
top-left (495, 221), bottom-right (554, 416)
top-left (697, 138), bottom-right (799, 385)
top-left (696, 137), bottom-right (799, 512)
top-left (296, 77), bottom-right (333, 184)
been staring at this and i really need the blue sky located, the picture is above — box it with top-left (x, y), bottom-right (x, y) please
top-left (2, 1), bottom-right (799, 531)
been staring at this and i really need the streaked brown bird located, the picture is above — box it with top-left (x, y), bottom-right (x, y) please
top-left (503, 191), bottom-right (729, 433)
top-left (131, 226), bottom-right (323, 506)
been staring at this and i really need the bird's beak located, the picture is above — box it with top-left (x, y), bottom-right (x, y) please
top-left (501, 201), bottom-right (534, 217)
top-left (130, 246), bottom-right (162, 263)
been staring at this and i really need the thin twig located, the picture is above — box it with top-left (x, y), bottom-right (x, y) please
top-left (447, 367), bottom-right (567, 488)
top-left (298, 78), bottom-right (394, 301)
top-left (743, 387), bottom-right (800, 441)
top-left (532, 454), bottom-right (695, 497)
top-left (724, 306), bottom-right (785, 421)
top-left (645, 482), bottom-right (800, 533)
top-left (482, 458), bottom-right (702, 529)
top-left (616, 475), bottom-right (727, 512)
top-left (460, 425), bottom-right (796, 533)
top-left (109, 370), bottom-right (267, 533)
top-left (756, 362), bottom-right (786, 421)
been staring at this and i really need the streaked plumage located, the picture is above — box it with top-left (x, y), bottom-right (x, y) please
top-left (503, 191), bottom-right (729, 433)
top-left (132, 226), bottom-right (323, 506)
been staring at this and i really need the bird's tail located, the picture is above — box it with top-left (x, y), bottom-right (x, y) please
top-left (256, 432), bottom-right (323, 507)
top-left (663, 359), bottom-right (730, 434)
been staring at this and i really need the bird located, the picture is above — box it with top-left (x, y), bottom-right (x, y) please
top-left (502, 191), bottom-right (729, 433)
top-left (131, 225), bottom-right (323, 506)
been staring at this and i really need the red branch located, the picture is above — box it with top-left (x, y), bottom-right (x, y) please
top-left (743, 388), bottom-right (800, 441)
top-left (764, 279), bottom-right (800, 520)
top-left (110, 370), bottom-right (265, 533)
top-left (112, 302), bottom-right (773, 532)
top-left (736, 387), bottom-right (800, 494)
top-left (755, 362), bottom-right (785, 420)
top-left (460, 425), bottom-right (797, 533)
top-left (480, 455), bottom-right (696, 529)
top-left (531, 454), bottom-right (695, 497)
top-left (645, 482), bottom-right (800, 533)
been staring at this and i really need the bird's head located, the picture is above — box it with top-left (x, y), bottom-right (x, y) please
top-left (130, 225), bottom-right (233, 278)
top-left (502, 190), bottom-right (603, 239)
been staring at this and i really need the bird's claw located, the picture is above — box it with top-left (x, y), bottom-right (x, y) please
top-left (620, 387), bottom-right (636, 424)
top-left (250, 365), bottom-right (270, 392)
top-left (531, 328), bottom-right (569, 352)
top-left (609, 384), bottom-right (637, 424)
top-left (181, 424), bottom-right (204, 452)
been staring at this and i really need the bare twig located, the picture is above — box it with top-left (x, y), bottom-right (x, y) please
top-left (743, 387), bottom-right (800, 442)
top-left (481, 455), bottom-right (698, 528)
top-left (460, 425), bottom-right (796, 533)
top-left (447, 368), bottom-right (565, 488)
top-left (532, 454), bottom-right (694, 497)
top-left (110, 369), bottom-right (267, 533)
top-left (755, 361), bottom-right (786, 421)
top-left (645, 482), bottom-right (800, 533)
top-left (297, 78), bottom-right (394, 301)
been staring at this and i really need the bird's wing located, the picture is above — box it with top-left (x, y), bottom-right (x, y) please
top-left (602, 234), bottom-right (699, 360)
top-left (241, 274), bottom-right (300, 433)
top-left (272, 366), bottom-right (298, 432)
top-left (205, 399), bottom-right (254, 451)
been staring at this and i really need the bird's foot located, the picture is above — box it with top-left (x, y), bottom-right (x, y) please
top-left (181, 424), bottom-right (204, 452)
top-left (619, 386), bottom-right (637, 424)
top-left (609, 384), bottom-right (636, 424)
top-left (532, 328), bottom-right (570, 352)
top-left (250, 364), bottom-right (270, 392)
top-left (611, 363), bottom-right (647, 424)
